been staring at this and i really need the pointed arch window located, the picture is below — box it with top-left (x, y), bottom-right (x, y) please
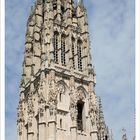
top-left (72, 37), bottom-right (75, 69)
top-left (77, 40), bottom-right (82, 71)
top-left (77, 100), bottom-right (84, 130)
top-left (61, 35), bottom-right (66, 65)
top-left (53, 32), bottom-right (59, 63)
top-left (60, 119), bottom-right (62, 128)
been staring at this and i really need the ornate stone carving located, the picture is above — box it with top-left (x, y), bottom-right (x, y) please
top-left (77, 88), bottom-right (84, 101)
top-left (69, 87), bottom-right (86, 121)
top-left (17, 122), bottom-right (23, 135)
top-left (17, 102), bottom-right (24, 123)
top-left (17, 102), bottom-right (24, 135)
top-left (88, 94), bottom-right (98, 126)
top-left (57, 83), bottom-right (65, 94)
top-left (89, 103), bottom-right (98, 126)
top-left (48, 87), bottom-right (57, 104)
top-left (49, 2), bottom-right (53, 11)
top-left (38, 93), bottom-right (46, 117)
top-left (27, 95), bottom-right (34, 127)
top-left (48, 79), bottom-right (58, 116)
top-left (38, 72), bottom-right (46, 117)
top-left (69, 94), bottom-right (77, 121)
top-left (34, 32), bottom-right (40, 41)
top-left (25, 46), bottom-right (32, 55)
top-left (49, 101), bottom-right (57, 116)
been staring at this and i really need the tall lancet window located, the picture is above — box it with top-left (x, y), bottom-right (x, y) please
top-left (72, 37), bottom-right (75, 69)
top-left (61, 35), bottom-right (66, 65)
top-left (77, 100), bottom-right (84, 130)
top-left (53, 32), bottom-right (59, 63)
top-left (77, 40), bottom-right (82, 71)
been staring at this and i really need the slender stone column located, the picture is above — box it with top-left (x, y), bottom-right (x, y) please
top-left (48, 69), bottom-right (57, 140)
top-left (57, 0), bottom-right (61, 21)
top-left (90, 125), bottom-right (98, 140)
top-left (28, 124), bottom-right (34, 140)
top-left (27, 118), bottom-right (34, 140)
top-left (21, 125), bottom-right (27, 140)
top-left (28, 132), bottom-right (34, 140)
top-left (39, 122), bottom-right (46, 140)
top-left (70, 126), bottom-right (77, 140)
top-left (17, 121), bottom-right (24, 140)
top-left (48, 120), bottom-right (56, 140)
top-left (18, 133), bottom-right (22, 140)
top-left (38, 105), bottom-right (46, 140)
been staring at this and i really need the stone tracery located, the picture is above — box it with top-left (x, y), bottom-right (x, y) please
top-left (69, 87), bottom-right (86, 121)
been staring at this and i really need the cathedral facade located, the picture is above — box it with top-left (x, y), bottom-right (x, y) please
top-left (17, 0), bottom-right (111, 140)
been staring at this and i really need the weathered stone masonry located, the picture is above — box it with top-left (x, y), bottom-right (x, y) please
top-left (17, 0), bottom-right (112, 140)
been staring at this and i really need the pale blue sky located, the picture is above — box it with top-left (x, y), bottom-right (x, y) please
top-left (5, 0), bottom-right (135, 140)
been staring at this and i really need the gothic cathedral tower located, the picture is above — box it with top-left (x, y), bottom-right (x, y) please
top-left (17, 0), bottom-right (110, 140)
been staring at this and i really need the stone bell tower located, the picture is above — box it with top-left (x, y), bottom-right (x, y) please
top-left (17, 0), bottom-right (110, 140)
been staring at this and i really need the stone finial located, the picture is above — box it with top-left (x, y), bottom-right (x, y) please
top-left (122, 128), bottom-right (128, 140)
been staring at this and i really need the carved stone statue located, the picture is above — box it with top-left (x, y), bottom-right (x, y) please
top-left (48, 89), bottom-right (57, 104)
top-left (77, 89), bottom-right (84, 101)
top-left (69, 87), bottom-right (86, 121)
top-left (17, 103), bottom-right (24, 122)
top-left (57, 84), bottom-right (65, 94)
top-left (38, 93), bottom-right (46, 117)
top-left (89, 94), bottom-right (98, 126)
top-left (49, 101), bottom-right (57, 116)
top-left (69, 94), bottom-right (77, 121)
top-left (48, 79), bottom-right (58, 116)
top-left (18, 122), bottom-right (23, 135)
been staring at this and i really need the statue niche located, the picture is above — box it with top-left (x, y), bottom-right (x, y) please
top-left (70, 86), bottom-right (86, 131)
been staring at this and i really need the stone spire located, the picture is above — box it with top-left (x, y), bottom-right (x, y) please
top-left (98, 97), bottom-right (105, 125)
top-left (98, 97), bottom-right (110, 140)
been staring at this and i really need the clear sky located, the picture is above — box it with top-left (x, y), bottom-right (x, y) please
top-left (5, 0), bottom-right (135, 140)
